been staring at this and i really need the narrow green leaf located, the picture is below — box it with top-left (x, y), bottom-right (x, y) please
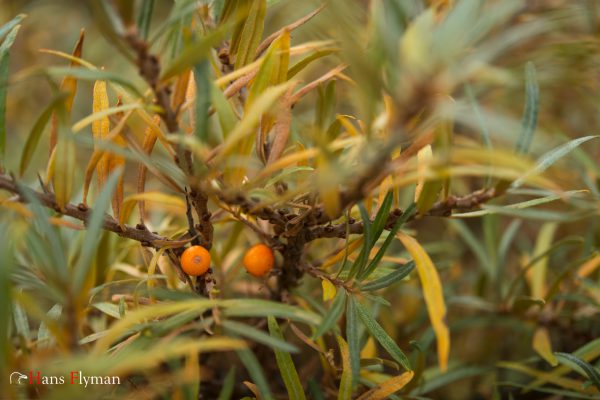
top-left (268, 317), bottom-right (306, 400)
top-left (0, 14), bottom-right (25, 40)
top-left (313, 289), bottom-right (346, 339)
top-left (450, 219), bottom-right (492, 278)
top-left (220, 298), bottom-right (321, 326)
top-left (234, 0), bottom-right (267, 69)
top-left (371, 191), bottom-right (394, 242)
top-left (37, 304), bottom-right (62, 349)
top-left (347, 203), bottom-right (373, 279)
top-left (194, 60), bottom-right (211, 142)
top-left (136, 0), bottom-right (155, 40)
top-left (20, 95), bottom-right (66, 175)
top-left (554, 352), bottom-right (600, 390)
top-left (288, 49), bottom-right (335, 79)
top-left (217, 366), bottom-right (236, 400)
top-left (0, 225), bottom-right (15, 364)
top-left (353, 297), bottom-right (411, 371)
top-left (513, 135), bottom-right (600, 188)
top-left (346, 296), bottom-right (360, 390)
top-left (0, 23), bottom-right (21, 171)
top-left (362, 261), bottom-right (416, 291)
top-left (73, 170), bottom-right (120, 293)
top-left (12, 299), bottom-right (31, 340)
top-left (358, 203), bottom-right (416, 280)
top-left (44, 67), bottom-right (144, 98)
top-left (162, 28), bottom-right (225, 81)
top-left (515, 62), bottom-right (539, 154)
top-left (237, 348), bottom-right (274, 400)
top-left (19, 184), bottom-right (68, 282)
top-left (222, 320), bottom-right (298, 353)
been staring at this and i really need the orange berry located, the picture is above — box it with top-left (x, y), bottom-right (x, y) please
top-left (243, 244), bottom-right (275, 277)
top-left (180, 245), bottom-right (211, 276)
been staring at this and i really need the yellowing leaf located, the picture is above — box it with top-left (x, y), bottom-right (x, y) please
top-left (336, 335), bottom-right (353, 400)
top-left (577, 254), bottom-right (600, 278)
top-left (52, 108), bottom-right (75, 211)
top-left (356, 371), bottom-right (414, 400)
top-left (414, 144), bottom-right (432, 203)
top-left (119, 192), bottom-right (186, 229)
top-left (527, 223), bottom-right (557, 299)
top-left (397, 232), bottom-right (449, 372)
top-left (49, 29), bottom-right (84, 155)
top-left (91, 80), bottom-right (126, 216)
top-left (532, 327), bottom-right (558, 366)
top-left (321, 278), bottom-right (337, 301)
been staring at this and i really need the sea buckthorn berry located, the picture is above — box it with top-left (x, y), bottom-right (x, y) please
top-left (180, 245), bottom-right (211, 276)
top-left (243, 244), bottom-right (275, 277)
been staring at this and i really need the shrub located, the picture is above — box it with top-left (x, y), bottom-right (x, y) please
top-left (1, 1), bottom-right (599, 399)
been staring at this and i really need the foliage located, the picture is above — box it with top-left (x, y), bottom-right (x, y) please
top-left (1, 0), bottom-right (600, 399)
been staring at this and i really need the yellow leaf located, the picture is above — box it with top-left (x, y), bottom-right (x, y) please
top-left (397, 232), bottom-right (449, 372)
top-left (577, 253), bottom-right (600, 278)
top-left (52, 117), bottom-right (75, 211)
top-left (356, 371), bottom-right (414, 400)
top-left (336, 335), bottom-right (353, 400)
top-left (92, 80), bottom-right (111, 189)
top-left (532, 327), bottom-right (558, 366)
top-left (360, 337), bottom-right (376, 359)
top-left (321, 238), bottom-right (364, 270)
top-left (119, 192), bottom-right (186, 229)
top-left (527, 223), bottom-right (557, 299)
top-left (414, 144), bottom-right (432, 202)
top-left (321, 279), bottom-right (337, 301)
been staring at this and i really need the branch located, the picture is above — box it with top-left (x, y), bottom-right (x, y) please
top-left (0, 174), bottom-right (184, 249)
top-left (124, 28), bottom-right (214, 249)
top-left (306, 187), bottom-right (498, 241)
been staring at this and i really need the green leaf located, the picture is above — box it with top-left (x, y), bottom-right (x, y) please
top-left (371, 191), bottom-right (394, 243)
top-left (43, 67), bottom-right (144, 98)
top-left (12, 298), bottom-right (31, 340)
top-left (513, 135), bottom-right (600, 188)
top-left (217, 366), bottom-right (236, 400)
top-left (313, 289), bottom-right (346, 339)
top-left (346, 295), bottom-right (360, 390)
top-left (347, 203), bottom-right (373, 279)
top-left (37, 304), bottom-right (62, 349)
top-left (0, 22), bottom-right (21, 171)
top-left (554, 352), bottom-right (600, 390)
top-left (19, 184), bottom-right (68, 282)
top-left (220, 298), bottom-right (321, 326)
top-left (358, 203), bottom-right (416, 280)
top-left (361, 261), bottom-right (415, 291)
top-left (288, 49), bottom-right (335, 79)
top-left (20, 94), bottom-right (66, 176)
top-left (73, 170), bottom-right (121, 293)
top-left (237, 348), bottom-right (274, 400)
top-left (234, 0), bottom-right (267, 70)
top-left (0, 14), bottom-right (24, 40)
top-left (136, 0), bottom-right (155, 40)
top-left (452, 190), bottom-right (586, 219)
top-left (222, 320), bottom-right (298, 353)
top-left (194, 60), bottom-right (211, 142)
top-left (0, 224), bottom-right (15, 364)
top-left (161, 28), bottom-right (225, 80)
top-left (515, 62), bottom-right (539, 155)
top-left (353, 297), bottom-right (411, 371)
top-left (268, 317), bottom-right (306, 400)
